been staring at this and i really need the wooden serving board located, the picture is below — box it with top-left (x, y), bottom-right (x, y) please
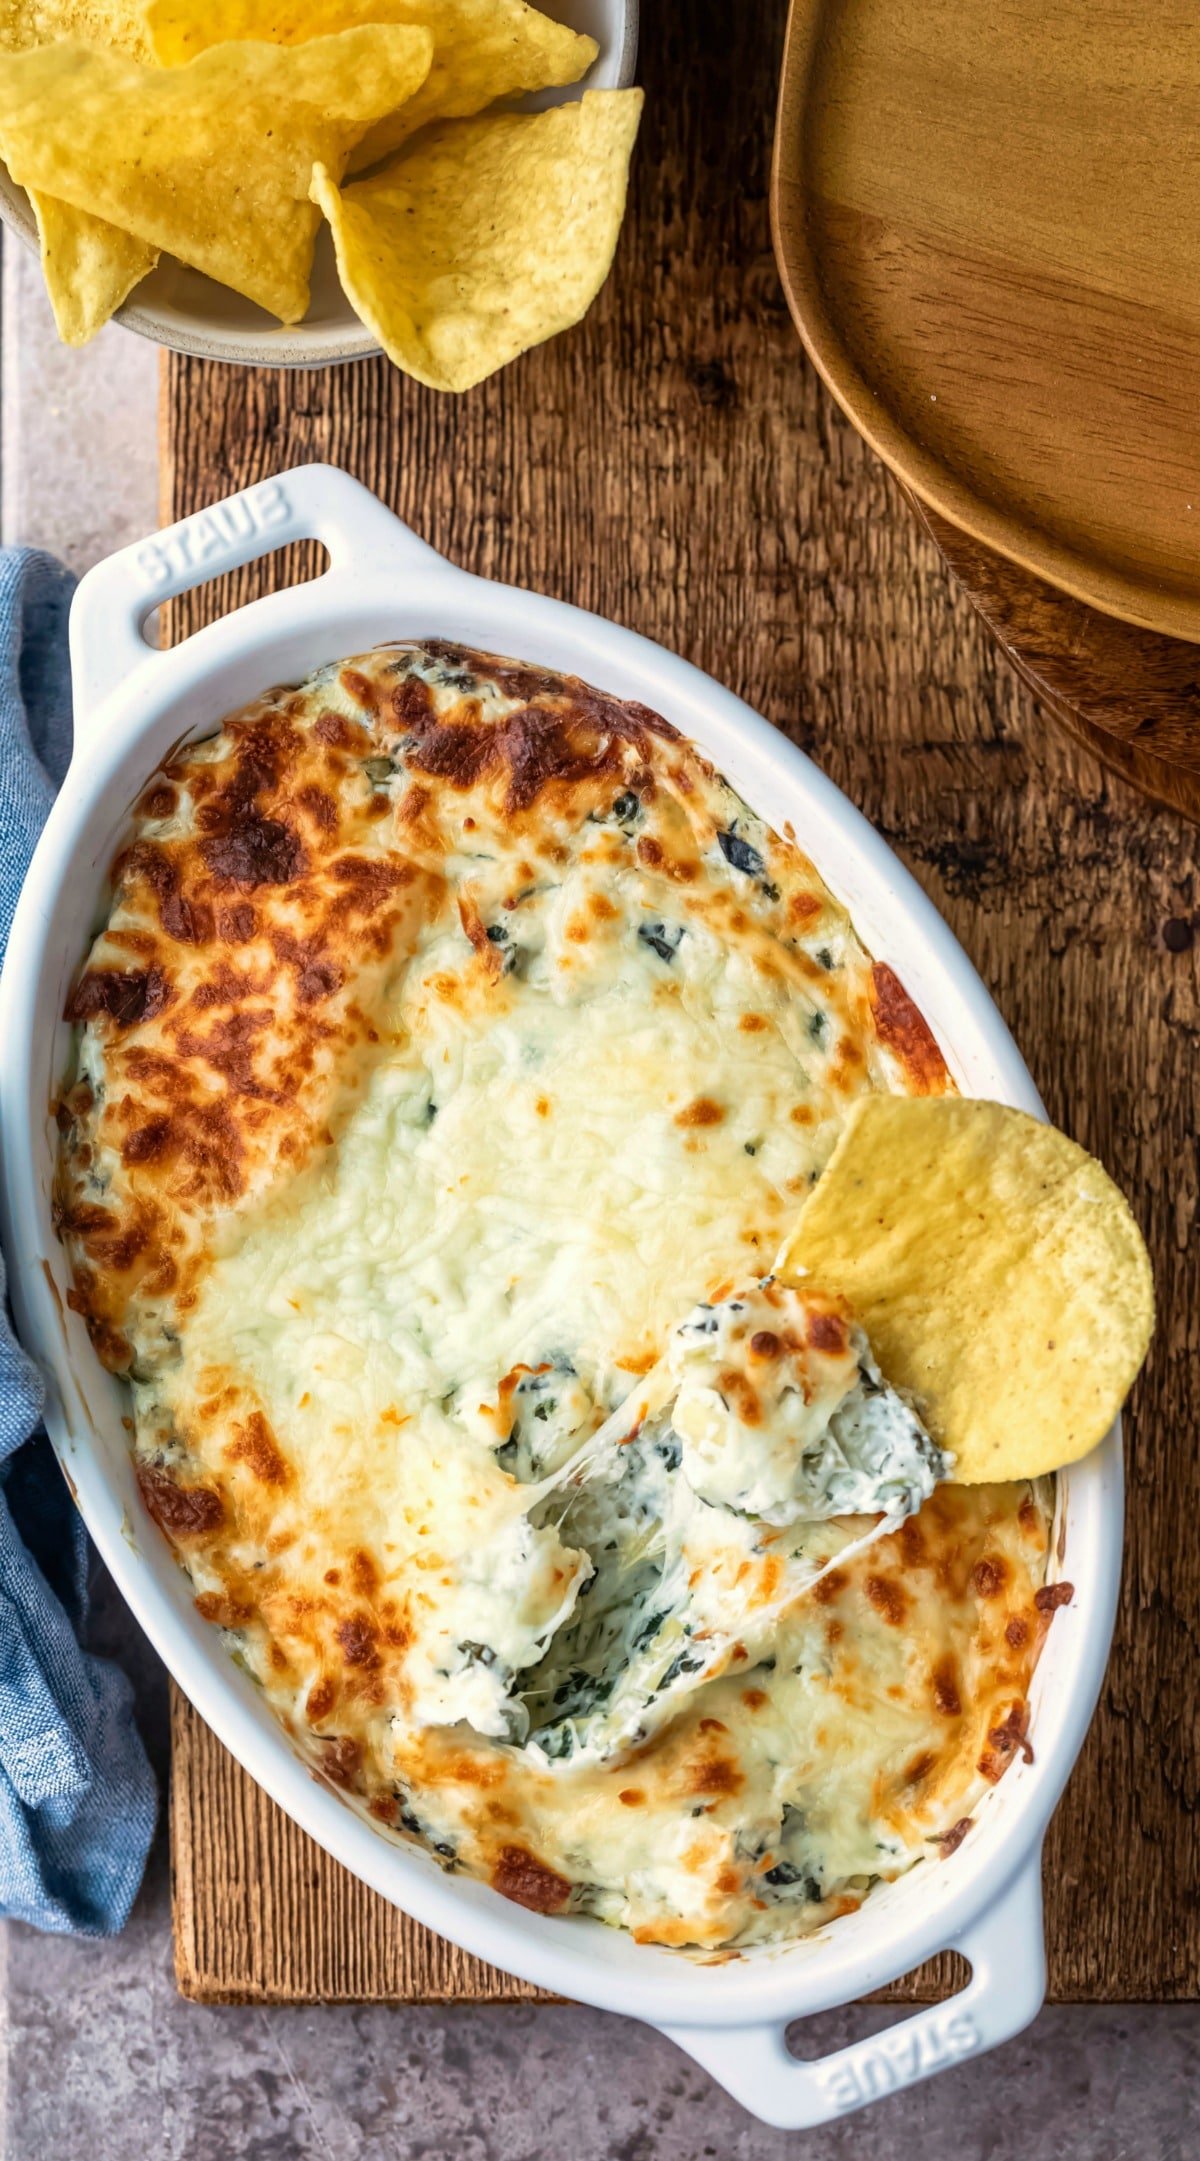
top-left (165, 0), bottom-right (1199, 2007)
top-left (772, 0), bottom-right (1200, 642)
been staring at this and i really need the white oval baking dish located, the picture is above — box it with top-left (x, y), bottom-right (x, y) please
top-left (0, 464), bottom-right (1122, 2130)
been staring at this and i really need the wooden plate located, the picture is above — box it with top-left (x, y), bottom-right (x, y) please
top-left (771, 0), bottom-right (1200, 641)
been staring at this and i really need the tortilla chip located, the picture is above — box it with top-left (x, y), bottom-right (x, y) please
top-left (138, 0), bottom-right (598, 173)
top-left (30, 190), bottom-right (157, 342)
top-left (311, 89), bottom-right (642, 392)
top-left (348, 2), bottom-right (598, 174)
top-left (139, 0), bottom-right (424, 59)
top-left (0, 1), bottom-right (156, 341)
top-left (778, 1095), bottom-right (1154, 1482)
top-left (0, 0), bottom-right (149, 58)
top-left (0, 26), bottom-right (434, 321)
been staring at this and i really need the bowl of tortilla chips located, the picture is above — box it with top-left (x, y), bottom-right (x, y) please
top-left (0, 0), bottom-right (640, 382)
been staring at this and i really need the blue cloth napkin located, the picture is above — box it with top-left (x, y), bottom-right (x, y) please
top-left (0, 548), bottom-right (156, 1935)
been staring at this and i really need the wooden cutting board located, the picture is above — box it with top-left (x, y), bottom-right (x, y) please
top-left (771, 0), bottom-right (1200, 641)
top-left (164, 0), bottom-right (1199, 2007)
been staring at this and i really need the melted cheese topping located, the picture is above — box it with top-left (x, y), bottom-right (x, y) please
top-left (56, 642), bottom-right (1051, 1947)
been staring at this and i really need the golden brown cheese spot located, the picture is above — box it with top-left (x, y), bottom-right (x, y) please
top-left (334, 1616), bottom-right (381, 1670)
top-left (898, 1517), bottom-right (927, 1567)
top-left (788, 891), bottom-right (822, 923)
top-left (306, 1677), bottom-right (338, 1722)
top-left (404, 658), bottom-right (677, 818)
top-left (807, 1305), bottom-right (848, 1355)
top-left (457, 890), bottom-right (502, 980)
top-left (136, 1462), bottom-right (225, 1539)
top-left (350, 1549), bottom-right (379, 1597)
top-left (869, 963), bottom-right (951, 1095)
top-left (1035, 1581), bottom-right (1074, 1613)
top-left (688, 1756), bottom-right (743, 1799)
top-left (932, 1654), bottom-right (963, 1718)
top-left (340, 667), bottom-right (381, 714)
top-left (193, 1590), bottom-right (251, 1628)
top-left (201, 814), bottom-right (306, 890)
top-left (979, 1702), bottom-right (1033, 1782)
top-left (991, 1700), bottom-right (1033, 1762)
top-left (811, 1568), bottom-right (848, 1606)
top-left (491, 1845), bottom-right (573, 1913)
top-left (717, 1367), bottom-right (762, 1426)
top-left (66, 966), bottom-right (172, 1029)
top-left (674, 1096), bottom-right (724, 1127)
top-left (227, 1411), bottom-right (290, 1488)
top-left (138, 781), bottom-right (177, 819)
top-left (865, 1574), bottom-right (907, 1626)
top-left (933, 1817), bottom-right (973, 1856)
top-left (902, 1750), bottom-right (936, 1789)
top-left (319, 1735), bottom-right (363, 1788)
top-left (971, 1556), bottom-right (1009, 1599)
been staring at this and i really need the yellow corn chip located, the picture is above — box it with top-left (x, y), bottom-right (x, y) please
top-left (139, 0), bottom-right (421, 60)
top-left (29, 191), bottom-right (157, 343)
top-left (0, 0), bottom-right (150, 57)
top-left (350, 2), bottom-right (598, 174)
top-left (0, 1), bottom-right (157, 342)
top-left (312, 89), bottom-right (642, 392)
top-left (138, 0), bottom-right (598, 173)
top-left (0, 26), bottom-right (434, 322)
top-left (778, 1095), bottom-right (1154, 1483)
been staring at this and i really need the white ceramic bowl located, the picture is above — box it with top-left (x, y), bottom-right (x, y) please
top-left (0, 0), bottom-right (638, 366)
top-left (0, 465), bottom-right (1122, 2129)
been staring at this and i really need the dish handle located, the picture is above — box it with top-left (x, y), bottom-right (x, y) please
top-left (68, 462), bottom-right (443, 725)
top-left (657, 1849), bottom-right (1045, 2130)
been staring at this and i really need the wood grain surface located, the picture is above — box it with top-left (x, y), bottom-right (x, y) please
top-left (909, 496), bottom-right (1200, 828)
top-left (165, 0), bottom-right (1198, 2007)
top-left (773, 0), bottom-right (1200, 640)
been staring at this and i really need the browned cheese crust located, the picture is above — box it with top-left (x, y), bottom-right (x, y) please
top-left (52, 643), bottom-right (1051, 1954)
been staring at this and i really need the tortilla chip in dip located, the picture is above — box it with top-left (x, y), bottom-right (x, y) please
top-left (312, 87), bottom-right (643, 392)
top-left (0, 24), bottom-right (434, 322)
top-left (778, 1094), bottom-right (1154, 1482)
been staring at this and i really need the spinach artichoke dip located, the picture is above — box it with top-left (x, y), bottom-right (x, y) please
top-left (56, 643), bottom-right (1053, 1949)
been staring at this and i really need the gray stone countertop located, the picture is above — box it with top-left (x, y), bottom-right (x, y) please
top-left (2, 240), bottom-right (1198, 2161)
